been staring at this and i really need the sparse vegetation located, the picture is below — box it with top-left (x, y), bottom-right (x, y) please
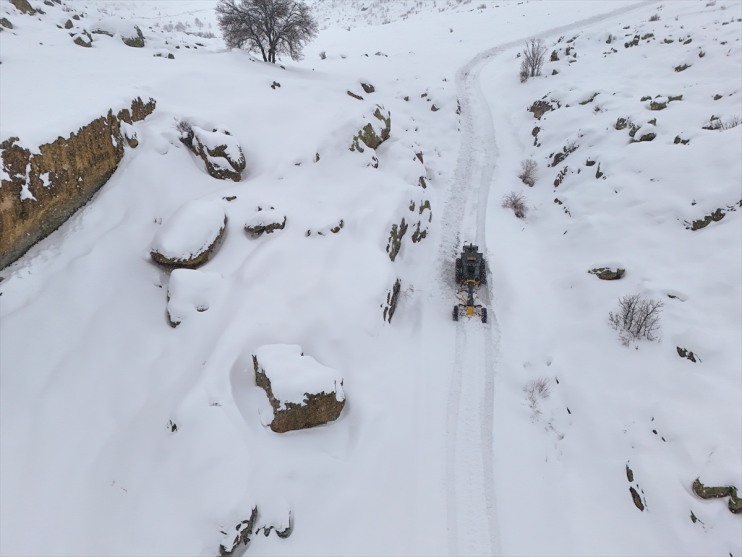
top-left (649, 13), bottom-right (661, 21)
top-left (609, 294), bottom-right (663, 345)
top-left (216, 0), bottom-right (317, 63)
top-left (502, 192), bottom-right (528, 219)
top-left (520, 38), bottom-right (547, 82)
top-left (518, 158), bottom-right (537, 186)
top-left (524, 377), bottom-right (551, 418)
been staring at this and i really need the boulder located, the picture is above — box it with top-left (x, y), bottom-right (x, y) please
top-left (253, 344), bottom-right (345, 433)
top-left (10, 0), bottom-right (35, 15)
top-left (180, 124), bottom-right (246, 182)
top-left (350, 105), bottom-right (391, 153)
top-left (150, 199), bottom-right (227, 268)
top-left (244, 207), bottom-right (286, 237)
top-left (588, 267), bottom-right (625, 280)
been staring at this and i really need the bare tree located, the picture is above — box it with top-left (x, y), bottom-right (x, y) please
top-left (216, 0), bottom-right (317, 63)
top-left (609, 294), bottom-right (663, 345)
top-left (520, 38), bottom-right (547, 81)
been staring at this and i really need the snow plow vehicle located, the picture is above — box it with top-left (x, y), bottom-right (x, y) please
top-left (453, 244), bottom-right (487, 323)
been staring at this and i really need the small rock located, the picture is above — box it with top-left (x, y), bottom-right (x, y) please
top-left (588, 267), bottom-right (625, 280)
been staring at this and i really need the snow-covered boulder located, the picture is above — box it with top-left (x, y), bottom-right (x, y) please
top-left (90, 17), bottom-right (145, 47)
top-left (350, 105), bottom-right (391, 153)
top-left (151, 199), bottom-right (227, 268)
top-left (180, 124), bottom-right (246, 182)
top-left (244, 206), bottom-right (286, 237)
top-left (253, 345), bottom-right (345, 433)
top-left (166, 269), bottom-right (223, 327)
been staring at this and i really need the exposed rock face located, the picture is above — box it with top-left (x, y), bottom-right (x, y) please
top-left (386, 218), bottom-right (408, 262)
top-left (10, 0), bottom-right (35, 15)
top-left (0, 97), bottom-right (156, 270)
top-left (179, 124), bottom-right (246, 182)
top-left (692, 478), bottom-right (741, 514)
top-left (253, 345), bottom-right (345, 433)
top-left (350, 105), bottom-right (391, 152)
top-left (382, 279), bottom-right (401, 323)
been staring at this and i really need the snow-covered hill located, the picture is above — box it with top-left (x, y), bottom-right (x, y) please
top-left (1, 0), bottom-right (740, 556)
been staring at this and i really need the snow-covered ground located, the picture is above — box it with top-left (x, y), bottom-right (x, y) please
top-left (1, 0), bottom-right (740, 555)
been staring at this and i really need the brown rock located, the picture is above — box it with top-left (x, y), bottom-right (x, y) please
top-left (0, 97), bottom-right (156, 269)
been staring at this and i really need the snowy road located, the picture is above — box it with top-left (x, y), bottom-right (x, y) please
top-left (440, 2), bottom-right (655, 554)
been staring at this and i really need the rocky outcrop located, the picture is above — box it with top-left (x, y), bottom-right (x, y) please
top-left (350, 105), bottom-right (391, 153)
top-left (10, 0), bottom-right (35, 15)
top-left (588, 267), bottom-right (625, 280)
top-left (244, 207), bottom-right (286, 237)
top-left (253, 345), bottom-right (345, 433)
top-left (219, 506), bottom-right (292, 557)
top-left (179, 124), bottom-right (246, 182)
top-left (0, 97), bottom-right (156, 270)
top-left (676, 347), bottom-right (698, 362)
top-left (386, 218), bottom-right (408, 262)
top-left (528, 98), bottom-right (560, 119)
top-left (692, 478), bottom-right (741, 514)
top-left (382, 279), bottom-right (401, 323)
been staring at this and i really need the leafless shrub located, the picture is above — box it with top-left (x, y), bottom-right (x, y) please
top-left (502, 192), bottom-right (528, 219)
top-left (520, 38), bottom-right (547, 81)
top-left (524, 377), bottom-right (551, 418)
top-left (649, 13), bottom-right (661, 21)
top-left (609, 294), bottom-right (663, 345)
top-left (319, 50), bottom-right (326, 59)
top-left (518, 158), bottom-right (537, 186)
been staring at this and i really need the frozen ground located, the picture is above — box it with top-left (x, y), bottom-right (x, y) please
top-left (1, 0), bottom-right (740, 555)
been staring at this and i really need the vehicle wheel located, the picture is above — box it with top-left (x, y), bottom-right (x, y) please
top-left (481, 307), bottom-right (487, 323)
top-left (455, 258), bottom-right (462, 283)
top-left (452, 305), bottom-right (459, 321)
top-left (479, 258), bottom-right (487, 284)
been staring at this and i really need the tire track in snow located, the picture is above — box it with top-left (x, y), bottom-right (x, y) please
top-left (440, 2), bottom-right (655, 555)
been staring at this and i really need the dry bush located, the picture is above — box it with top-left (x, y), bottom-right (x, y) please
top-left (649, 13), bottom-right (661, 21)
top-left (518, 159), bottom-right (537, 186)
top-left (524, 377), bottom-right (551, 418)
top-left (609, 294), bottom-right (663, 345)
top-left (520, 38), bottom-right (547, 81)
top-left (319, 50), bottom-right (326, 59)
top-left (502, 192), bottom-right (528, 218)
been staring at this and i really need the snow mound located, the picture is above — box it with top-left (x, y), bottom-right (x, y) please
top-left (166, 268), bottom-right (224, 327)
top-left (151, 199), bottom-right (227, 268)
